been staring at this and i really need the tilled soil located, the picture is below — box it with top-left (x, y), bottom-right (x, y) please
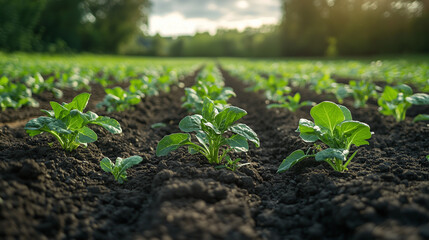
top-left (1, 69), bottom-right (429, 240)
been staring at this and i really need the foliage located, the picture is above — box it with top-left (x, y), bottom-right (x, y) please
top-left (157, 97), bottom-right (259, 166)
top-left (0, 76), bottom-right (39, 110)
top-left (348, 80), bottom-right (380, 108)
top-left (378, 84), bottom-right (429, 122)
top-left (413, 114), bottom-right (429, 122)
top-left (97, 87), bottom-right (141, 113)
top-left (23, 73), bottom-right (63, 98)
top-left (278, 101), bottom-right (372, 172)
top-left (267, 92), bottom-right (315, 112)
top-left (100, 156), bottom-right (142, 184)
top-left (25, 93), bottom-right (122, 151)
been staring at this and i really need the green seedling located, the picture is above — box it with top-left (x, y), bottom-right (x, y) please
top-left (413, 114), bottom-right (429, 122)
top-left (267, 92), bottom-right (315, 112)
top-left (97, 86), bottom-right (141, 112)
top-left (100, 155), bottom-right (143, 183)
top-left (349, 80), bottom-right (379, 108)
top-left (182, 84), bottom-right (236, 114)
top-left (278, 101), bottom-right (372, 172)
top-left (157, 97), bottom-right (259, 166)
top-left (0, 76), bottom-right (39, 110)
top-left (378, 84), bottom-right (429, 122)
top-left (25, 93), bottom-right (122, 151)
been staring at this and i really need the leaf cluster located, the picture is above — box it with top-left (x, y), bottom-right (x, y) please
top-left (278, 101), bottom-right (372, 172)
top-left (157, 97), bottom-right (259, 165)
top-left (25, 93), bottom-right (122, 151)
top-left (267, 92), bottom-right (315, 112)
top-left (100, 156), bottom-right (143, 183)
top-left (378, 84), bottom-right (429, 122)
top-left (97, 86), bottom-right (141, 113)
top-left (0, 76), bottom-right (39, 111)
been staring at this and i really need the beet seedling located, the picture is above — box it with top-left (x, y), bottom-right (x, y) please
top-left (157, 97), bottom-right (259, 166)
top-left (100, 156), bottom-right (143, 184)
top-left (267, 92), bottom-right (315, 112)
top-left (25, 93), bottom-right (122, 151)
top-left (278, 101), bottom-right (372, 172)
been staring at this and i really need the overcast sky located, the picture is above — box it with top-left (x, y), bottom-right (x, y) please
top-left (148, 0), bottom-right (282, 36)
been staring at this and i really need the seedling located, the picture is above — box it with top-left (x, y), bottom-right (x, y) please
top-left (278, 101), bottom-right (372, 172)
top-left (214, 156), bottom-right (251, 171)
top-left (348, 80), bottom-right (379, 108)
top-left (267, 92), bottom-right (315, 112)
top-left (100, 155), bottom-right (143, 184)
top-left (1, 76), bottom-right (39, 110)
top-left (413, 114), bottom-right (429, 122)
top-left (97, 86), bottom-right (141, 112)
top-left (378, 84), bottom-right (429, 122)
top-left (25, 93), bottom-right (122, 151)
top-left (157, 97), bottom-right (259, 166)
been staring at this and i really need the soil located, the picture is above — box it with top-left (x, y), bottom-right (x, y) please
top-left (1, 68), bottom-right (429, 240)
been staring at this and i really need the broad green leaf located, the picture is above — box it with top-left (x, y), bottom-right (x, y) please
top-left (68, 110), bottom-right (86, 130)
top-left (195, 131), bottom-right (208, 145)
top-left (340, 121), bottom-right (371, 147)
top-left (50, 101), bottom-right (68, 119)
top-left (118, 156), bottom-right (143, 171)
top-left (229, 123), bottom-right (260, 147)
top-left (396, 84), bottom-right (413, 96)
top-left (156, 133), bottom-right (191, 156)
top-left (91, 116), bottom-right (122, 134)
top-left (126, 95), bottom-right (141, 105)
top-left (298, 118), bottom-right (319, 142)
top-left (202, 97), bottom-right (218, 121)
top-left (179, 115), bottom-right (202, 132)
top-left (100, 157), bottom-right (114, 173)
top-left (77, 126), bottom-right (97, 143)
top-left (202, 121), bottom-right (221, 135)
top-left (225, 134), bottom-right (249, 152)
top-left (406, 93), bottom-right (429, 105)
top-left (315, 148), bottom-right (348, 162)
top-left (310, 101), bottom-right (344, 133)
top-left (277, 150), bottom-right (309, 173)
top-left (413, 114), bottom-right (429, 122)
top-left (293, 93), bottom-right (301, 102)
top-left (46, 119), bottom-right (71, 134)
top-left (381, 86), bottom-right (398, 101)
top-left (24, 117), bottom-right (57, 136)
top-left (215, 106), bottom-right (247, 131)
top-left (339, 105), bottom-right (352, 121)
top-left (69, 93), bottom-right (90, 111)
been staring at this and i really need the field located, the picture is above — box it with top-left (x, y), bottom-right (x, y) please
top-left (1, 53), bottom-right (429, 240)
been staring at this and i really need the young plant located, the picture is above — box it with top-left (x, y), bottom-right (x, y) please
top-left (378, 84), bottom-right (429, 122)
top-left (97, 86), bottom-right (141, 112)
top-left (157, 97), bottom-right (259, 166)
top-left (413, 114), bottom-right (429, 122)
top-left (100, 155), bottom-right (143, 184)
top-left (278, 101), bottom-right (372, 172)
top-left (182, 85), bottom-right (236, 114)
top-left (1, 76), bottom-right (39, 110)
top-left (267, 92), bottom-right (315, 112)
top-left (25, 93), bottom-right (122, 151)
top-left (348, 80), bottom-right (379, 108)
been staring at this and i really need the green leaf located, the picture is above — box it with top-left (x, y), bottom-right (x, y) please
top-left (310, 101), bottom-right (345, 133)
top-left (413, 114), bottom-right (429, 122)
top-left (100, 157), bottom-right (114, 173)
top-left (24, 117), bottom-right (55, 136)
top-left (339, 121), bottom-right (371, 147)
top-left (77, 126), bottom-right (97, 143)
top-left (202, 97), bottom-right (218, 121)
top-left (225, 134), bottom-right (249, 152)
top-left (91, 116), bottom-right (122, 134)
top-left (179, 114), bottom-right (202, 132)
top-left (406, 93), bottom-right (429, 105)
top-left (396, 84), bottom-right (413, 96)
top-left (381, 86), bottom-right (398, 101)
top-left (50, 101), bottom-right (68, 119)
top-left (315, 148), bottom-right (348, 162)
top-left (118, 156), bottom-right (143, 171)
top-left (339, 105), bottom-right (352, 121)
top-left (68, 110), bottom-right (86, 130)
top-left (215, 106), bottom-right (247, 131)
top-left (156, 133), bottom-right (191, 156)
top-left (229, 123), bottom-right (260, 147)
top-left (70, 93), bottom-right (91, 111)
top-left (277, 150), bottom-right (309, 173)
top-left (298, 119), bottom-right (319, 142)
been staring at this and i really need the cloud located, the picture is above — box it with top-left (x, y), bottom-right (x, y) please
top-left (149, 0), bottom-right (281, 36)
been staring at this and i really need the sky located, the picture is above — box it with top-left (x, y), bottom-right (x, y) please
top-left (148, 0), bottom-right (282, 36)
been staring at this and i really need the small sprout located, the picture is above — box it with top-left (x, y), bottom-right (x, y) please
top-left (267, 92), bottom-right (315, 112)
top-left (100, 156), bottom-right (143, 184)
top-left (278, 101), bottom-right (372, 172)
top-left (157, 97), bottom-right (259, 167)
top-left (215, 157), bottom-right (250, 171)
top-left (25, 93), bottom-right (122, 151)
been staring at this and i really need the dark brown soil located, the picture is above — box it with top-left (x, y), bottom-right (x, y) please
top-left (1, 68), bottom-right (429, 240)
